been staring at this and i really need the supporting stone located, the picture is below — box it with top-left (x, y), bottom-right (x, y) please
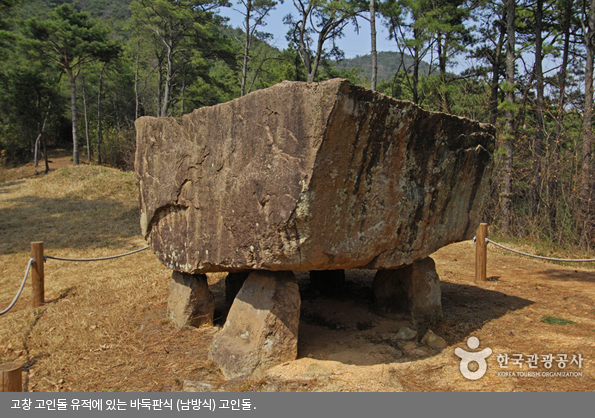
top-left (309, 269), bottom-right (346, 296)
top-left (373, 257), bottom-right (443, 323)
top-left (209, 271), bottom-right (300, 379)
top-left (225, 272), bottom-right (251, 304)
top-left (167, 271), bottom-right (215, 328)
top-left (373, 269), bottom-right (408, 315)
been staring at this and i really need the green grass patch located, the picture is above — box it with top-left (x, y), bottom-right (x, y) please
top-left (541, 316), bottom-right (576, 326)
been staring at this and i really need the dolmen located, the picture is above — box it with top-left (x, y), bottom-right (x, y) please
top-left (134, 78), bottom-right (495, 379)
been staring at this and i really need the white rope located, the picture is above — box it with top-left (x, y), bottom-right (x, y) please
top-left (486, 239), bottom-right (595, 262)
top-left (44, 246), bottom-right (149, 262)
top-left (0, 258), bottom-right (34, 316)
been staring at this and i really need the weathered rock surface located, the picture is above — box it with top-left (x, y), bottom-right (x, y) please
top-left (167, 271), bottom-right (214, 328)
top-left (421, 330), bottom-right (448, 350)
top-left (308, 363), bottom-right (332, 378)
top-left (135, 78), bottom-right (495, 274)
top-left (394, 326), bottom-right (417, 341)
top-left (182, 380), bottom-right (215, 392)
top-left (373, 257), bottom-right (443, 323)
top-left (209, 271), bottom-right (300, 379)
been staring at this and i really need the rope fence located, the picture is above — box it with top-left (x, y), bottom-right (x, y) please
top-left (44, 246), bottom-right (149, 262)
top-left (475, 223), bottom-right (595, 281)
top-left (485, 239), bottom-right (595, 263)
top-left (0, 258), bottom-right (34, 316)
top-left (0, 242), bottom-right (149, 391)
top-left (1, 226), bottom-right (593, 390)
top-left (0, 243), bottom-right (149, 317)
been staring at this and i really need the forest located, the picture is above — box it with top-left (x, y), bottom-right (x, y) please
top-left (0, 0), bottom-right (594, 253)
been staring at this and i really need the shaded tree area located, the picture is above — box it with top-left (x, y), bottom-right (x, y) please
top-left (1, 0), bottom-right (595, 251)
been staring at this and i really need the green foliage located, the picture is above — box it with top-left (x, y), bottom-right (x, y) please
top-left (497, 100), bottom-right (519, 112)
top-left (236, 0), bottom-right (281, 95)
top-left (0, 124), bottom-right (25, 164)
top-left (129, 0), bottom-right (235, 116)
top-left (541, 316), bottom-right (577, 326)
top-left (284, 0), bottom-right (361, 81)
top-left (0, 0), bottom-right (595, 254)
top-left (22, 4), bottom-right (121, 70)
top-left (376, 70), bottom-right (411, 100)
top-left (0, 0), bottom-right (19, 49)
top-left (20, 3), bottom-right (122, 165)
top-left (332, 51), bottom-right (434, 81)
top-left (325, 66), bottom-right (366, 85)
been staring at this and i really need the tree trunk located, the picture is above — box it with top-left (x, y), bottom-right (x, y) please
top-left (550, 0), bottom-right (573, 236)
top-left (34, 102), bottom-right (51, 170)
top-left (161, 44), bottom-right (173, 117)
top-left (297, 4), bottom-right (313, 82)
top-left (294, 51), bottom-right (302, 81)
top-left (530, 0), bottom-right (544, 217)
top-left (241, 0), bottom-right (252, 97)
top-left (157, 54), bottom-right (163, 117)
top-left (135, 40), bottom-right (140, 120)
top-left (42, 131), bottom-right (49, 174)
top-left (310, 30), bottom-right (327, 83)
top-left (580, 0), bottom-right (595, 247)
top-left (370, 0), bottom-right (377, 91)
top-left (113, 94), bottom-right (120, 167)
top-left (82, 69), bottom-right (91, 162)
top-left (412, 33), bottom-right (420, 105)
top-left (501, 0), bottom-right (516, 233)
top-left (490, 14), bottom-right (507, 125)
top-left (97, 63), bottom-right (106, 166)
top-left (437, 32), bottom-right (452, 113)
top-left (34, 134), bottom-right (39, 167)
top-left (180, 69), bottom-right (186, 116)
top-left (69, 68), bottom-right (79, 166)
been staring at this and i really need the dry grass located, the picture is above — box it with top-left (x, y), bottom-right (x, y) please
top-left (1, 158), bottom-right (594, 392)
top-left (0, 164), bottom-right (222, 391)
top-left (0, 162), bottom-right (321, 392)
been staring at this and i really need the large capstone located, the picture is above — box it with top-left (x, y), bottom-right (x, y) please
top-left (135, 79), bottom-right (495, 273)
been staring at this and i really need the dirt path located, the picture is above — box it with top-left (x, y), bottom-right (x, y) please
top-left (0, 166), bottom-right (593, 392)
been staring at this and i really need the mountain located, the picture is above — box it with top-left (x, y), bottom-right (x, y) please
top-left (333, 51), bottom-right (435, 82)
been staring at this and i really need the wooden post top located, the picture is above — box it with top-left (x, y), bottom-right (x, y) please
top-left (0, 363), bottom-right (21, 372)
top-left (0, 362), bottom-right (22, 392)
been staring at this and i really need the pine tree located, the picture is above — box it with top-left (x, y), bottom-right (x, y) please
top-left (22, 4), bottom-right (120, 165)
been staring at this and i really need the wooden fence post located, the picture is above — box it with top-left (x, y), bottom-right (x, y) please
top-left (0, 363), bottom-right (22, 392)
top-left (475, 223), bottom-right (487, 282)
top-left (31, 241), bottom-right (44, 308)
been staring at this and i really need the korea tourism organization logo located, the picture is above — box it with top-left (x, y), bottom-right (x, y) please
top-left (454, 337), bottom-right (584, 380)
top-left (455, 337), bottom-right (492, 380)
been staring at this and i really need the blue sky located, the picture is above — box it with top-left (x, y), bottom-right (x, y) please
top-left (217, 2), bottom-right (483, 75)
top-left (217, 1), bottom-right (399, 59)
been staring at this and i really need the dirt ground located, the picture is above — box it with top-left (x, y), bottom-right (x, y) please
top-left (0, 157), bottom-right (594, 392)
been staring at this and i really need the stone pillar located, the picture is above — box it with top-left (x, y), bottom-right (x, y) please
top-left (309, 269), bottom-right (346, 296)
top-left (225, 272), bottom-right (251, 304)
top-left (167, 271), bottom-right (215, 328)
top-left (209, 271), bottom-right (301, 379)
top-left (373, 257), bottom-right (442, 323)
